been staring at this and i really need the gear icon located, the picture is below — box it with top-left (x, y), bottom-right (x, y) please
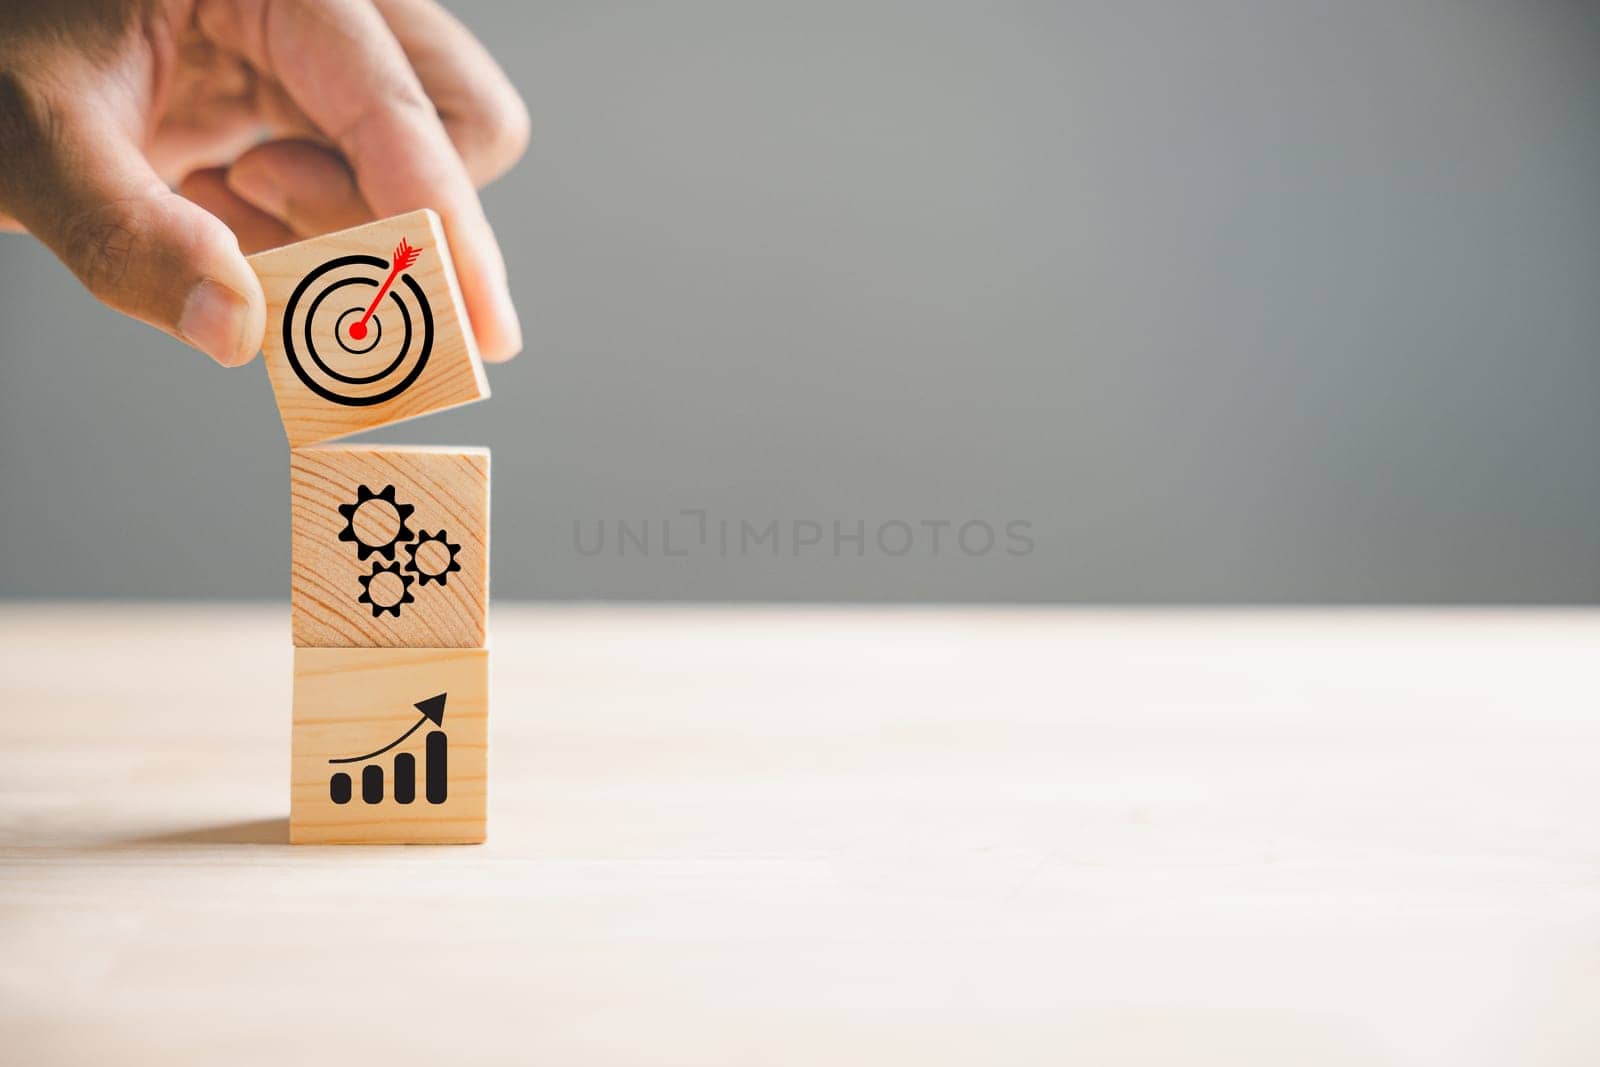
top-left (337, 484), bottom-right (416, 560)
top-left (404, 530), bottom-right (463, 586)
top-left (356, 560), bottom-right (416, 618)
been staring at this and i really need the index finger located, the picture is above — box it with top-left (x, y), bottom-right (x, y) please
top-left (197, 0), bottom-right (523, 361)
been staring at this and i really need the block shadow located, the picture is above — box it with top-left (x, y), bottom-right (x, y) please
top-left (114, 817), bottom-right (290, 846)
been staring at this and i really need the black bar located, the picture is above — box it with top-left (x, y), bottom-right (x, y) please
top-left (393, 752), bottom-right (416, 804)
top-left (362, 764), bottom-right (384, 804)
top-left (425, 730), bottom-right (447, 804)
top-left (330, 772), bottom-right (351, 804)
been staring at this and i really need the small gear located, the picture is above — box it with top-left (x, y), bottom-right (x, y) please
top-left (337, 484), bottom-right (415, 560)
top-left (404, 529), bottom-right (463, 586)
top-left (356, 560), bottom-right (416, 617)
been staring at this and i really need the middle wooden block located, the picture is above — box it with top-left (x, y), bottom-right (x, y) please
top-left (291, 444), bottom-right (489, 648)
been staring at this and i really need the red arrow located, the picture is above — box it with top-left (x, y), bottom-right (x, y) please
top-left (349, 238), bottom-right (423, 342)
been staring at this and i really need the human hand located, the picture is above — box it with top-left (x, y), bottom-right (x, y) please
top-left (0, 0), bottom-right (527, 367)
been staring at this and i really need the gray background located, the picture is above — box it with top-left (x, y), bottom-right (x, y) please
top-left (2, 0), bottom-right (1597, 602)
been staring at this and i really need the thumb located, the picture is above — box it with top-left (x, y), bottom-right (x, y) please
top-left (5, 111), bottom-right (265, 367)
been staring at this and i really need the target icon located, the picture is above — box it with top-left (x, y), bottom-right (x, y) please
top-left (282, 238), bottom-right (434, 407)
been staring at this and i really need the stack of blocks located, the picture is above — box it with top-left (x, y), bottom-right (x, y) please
top-left (249, 210), bottom-right (491, 844)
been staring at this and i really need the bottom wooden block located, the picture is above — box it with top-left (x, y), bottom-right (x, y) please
top-left (292, 646), bottom-right (488, 844)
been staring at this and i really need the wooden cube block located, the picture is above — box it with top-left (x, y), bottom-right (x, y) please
top-left (291, 445), bottom-right (489, 648)
top-left (292, 647), bottom-right (488, 844)
top-left (249, 209), bottom-right (489, 447)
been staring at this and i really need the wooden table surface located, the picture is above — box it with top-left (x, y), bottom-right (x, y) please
top-left (2, 604), bottom-right (1597, 1066)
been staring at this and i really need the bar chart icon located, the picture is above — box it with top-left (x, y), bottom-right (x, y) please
top-left (328, 693), bottom-right (449, 806)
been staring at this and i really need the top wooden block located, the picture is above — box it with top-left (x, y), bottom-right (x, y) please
top-left (248, 210), bottom-right (490, 447)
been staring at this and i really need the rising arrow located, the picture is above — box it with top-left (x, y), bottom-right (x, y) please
top-left (328, 693), bottom-right (447, 764)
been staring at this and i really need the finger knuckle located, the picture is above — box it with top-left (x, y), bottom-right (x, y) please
top-left (333, 75), bottom-right (433, 154)
top-left (465, 93), bottom-right (530, 183)
top-left (496, 95), bottom-right (532, 164)
top-left (0, 69), bottom-right (63, 208)
top-left (62, 201), bottom-right (141, 295)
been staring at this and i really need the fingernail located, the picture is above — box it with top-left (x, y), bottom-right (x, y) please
top-left (179, 279), bottom-right (254, 366)
top-left (492, 280), bottom-right (523, 359)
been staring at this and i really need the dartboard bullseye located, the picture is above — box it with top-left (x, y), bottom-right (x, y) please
top-left (251, 209), bottom-right (489, 448)
top-left (282, 238), bottom-right (434, 407)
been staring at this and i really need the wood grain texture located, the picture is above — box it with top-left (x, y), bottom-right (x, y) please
top-left (248, 209), bottom-right (489, 448)
top-left (6, 604), bottom-right (1600, 1065)
top-left (290, 444), bottom-right (488, 648)
top-left (292, 646), bottom-right (487, 844)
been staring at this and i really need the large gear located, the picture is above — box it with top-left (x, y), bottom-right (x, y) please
top-left (337, 484), bottom-right (416, 560)
top-left (404, 529), bottom-right (463, 586)
top-left (356, 560), bottom-right (416, 618)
